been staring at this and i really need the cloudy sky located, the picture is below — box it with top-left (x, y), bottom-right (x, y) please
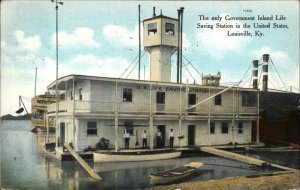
top-left (1, 0), bottom-right (299, 116)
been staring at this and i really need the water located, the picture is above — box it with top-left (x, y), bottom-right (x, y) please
top-left (1, 120), bottom-right (298, 189)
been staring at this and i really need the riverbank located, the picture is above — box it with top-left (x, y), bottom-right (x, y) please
top-left (149, 171), bottom-right (300, 190)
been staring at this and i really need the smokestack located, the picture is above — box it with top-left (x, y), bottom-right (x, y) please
top-left (179, 7), bottom-right (184, 84)
top-left (153, 7), bottom-right (156, 17)
top-left (252, 60), bottom-right (259, 89)
top-left (177, 9), bottom-right (181, 83)
top-left (262, 54), bottom-right (270, 91)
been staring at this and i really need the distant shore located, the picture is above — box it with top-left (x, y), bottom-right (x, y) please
top-left (1, 114), bottom-right (31, 120)
top-left (149, 171), bottom-right (299, 190)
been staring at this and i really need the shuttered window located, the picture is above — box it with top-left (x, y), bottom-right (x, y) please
top-left (87, 122), bottom-right (97, 135)
top-left (123, 88), bottom-right (132, 102)
top-left (148, 23), bottom-right (157, 35)
top-left (165, 22), bottom-right (174, 35)
top-left (221, 122), bottom-right (228, 134)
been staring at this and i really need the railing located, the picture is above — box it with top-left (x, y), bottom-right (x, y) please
top-left (47, 100), bottom-right (258, 115)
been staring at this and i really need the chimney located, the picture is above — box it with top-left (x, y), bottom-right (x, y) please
top-left (153, 7), bottom-right (156, 17)
top-left (252, 60), bottom-right (259, 89)
top-left (262, 54), bottom-right (270, 91)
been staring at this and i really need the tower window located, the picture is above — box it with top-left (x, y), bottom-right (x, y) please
top-left (148, 23), bottom-right (157, 35)
top-left (165, 22), bottom-right (174, 35)
top-left (123, 88), bottom-right (132, 102)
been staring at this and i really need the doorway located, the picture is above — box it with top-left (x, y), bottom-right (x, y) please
top-left (59, 122), bottom-right (65, 147)
top-left (188, 125), bottom-right (195, 145)
top-left (157, 125), bottom-right (166, 147)
top-left (251, 121), bottom-right (257, 142)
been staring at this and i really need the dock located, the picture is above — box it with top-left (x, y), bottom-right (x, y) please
top-left (200, 147), bottom-right (297, 171)
top-left (64, 143), bottom-right (102, 181)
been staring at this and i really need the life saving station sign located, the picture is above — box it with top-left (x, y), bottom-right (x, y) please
top-left (136, 85), bottom-right (209, 93)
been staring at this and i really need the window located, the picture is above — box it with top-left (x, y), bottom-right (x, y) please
top-left (87, 122), bottom-right (97, 135)
top-left (148, 23), bottom-right (157, 35)
top-left (210, 121), bottom-right (215, 134)
top-left (215, 94), bottom-right (222, 105)
top-left (242, 92), bottom-right (257, 107)
top-left (238, 122), bottom-right (243, 134)
top-left (188, 94), bottom-right (196, 105)
top-left (124, 121), bottom-right (133, 135)
top-left (79, 88), bottom-right (82, 100)
top-left (70, 91), bottom-right (73, 100)
top-left (221, 122), bottom-right (228, 134)
top-left (156, 92), bottom-right (165, 104)
top-left (165, 22), bottom-right (174, 35)
top-left (123, 88), bottom-right (132, 102)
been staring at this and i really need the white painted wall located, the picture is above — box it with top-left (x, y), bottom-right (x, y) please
top-left (73, 118), bottom-right (253, 151)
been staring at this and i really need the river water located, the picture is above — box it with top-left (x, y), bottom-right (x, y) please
top-left (1, 120), bottom-right (299, 189)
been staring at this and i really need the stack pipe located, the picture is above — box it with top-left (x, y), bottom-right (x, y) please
top-left (252, 60), bottom-right (259, 89)
top-left (262, 54), bottom-right (270, 91)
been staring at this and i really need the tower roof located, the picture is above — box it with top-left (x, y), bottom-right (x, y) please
top-left (143, 14), bottom-right (178, 22)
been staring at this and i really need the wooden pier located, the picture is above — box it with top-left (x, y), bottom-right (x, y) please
top-left (200, 147), bottom-right (297, 171)
top-left (64, 143), bottom-right (102, 181)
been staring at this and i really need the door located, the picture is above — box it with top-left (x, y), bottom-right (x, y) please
top-left (251, 121), bottom-right (257, 142)
top-left (59, 122), bottom-right (65, 147)
top-left (188, 125), bottom-right (195, 145)
top-left (157, 125), bottom-right (166, 147)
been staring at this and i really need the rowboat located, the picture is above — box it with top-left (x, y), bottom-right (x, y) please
top-left (93, 149), bottom-right (181, 162)
top-left (149, 162), bottom-right (203, 185)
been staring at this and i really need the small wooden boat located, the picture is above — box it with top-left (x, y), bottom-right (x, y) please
top-left (149, 162), bottom-right (203, 185)
top-left (93, 149), bottom-right (181, 162)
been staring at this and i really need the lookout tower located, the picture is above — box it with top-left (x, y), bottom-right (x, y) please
top-left (143, 8), bottom-right (178, 82)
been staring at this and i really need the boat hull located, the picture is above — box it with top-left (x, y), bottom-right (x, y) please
top-left (149, 162), bottom-right (203, 185)
top-left (93, 150), bottom-right (181, 162)
top-left (149, 171), bottom-right (195, 185)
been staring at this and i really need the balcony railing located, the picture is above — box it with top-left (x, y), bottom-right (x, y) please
top-left (47, 100), bottom-right (258, 115)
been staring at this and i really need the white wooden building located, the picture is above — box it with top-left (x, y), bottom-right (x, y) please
top-left (47, 75), bottom-right (259, 151)
top-left (46, 10), bottom-right (260, 152)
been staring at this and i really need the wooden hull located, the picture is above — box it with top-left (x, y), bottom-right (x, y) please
top-left (94, 159), bottom-right (181, 172)
top-left (149, 162), bottom-right (203, 185)
top-left (93, 150), bottom-right (181, 162)
top-left (149, 170), bottom-right (195, 185)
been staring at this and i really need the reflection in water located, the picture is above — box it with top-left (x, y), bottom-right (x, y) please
top-left (1, 121), bottom-right (298, 189)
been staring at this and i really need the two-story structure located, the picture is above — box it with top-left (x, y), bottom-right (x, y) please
top-left (45, 10), bottom-right (259, 152)
top-left (46, 75), bottom-right (259, 151)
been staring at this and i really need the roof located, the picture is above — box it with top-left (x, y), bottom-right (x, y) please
top-left (143, 14), bottom-right (178, 22)
top-left (47, 74), bottom-right (259, 92)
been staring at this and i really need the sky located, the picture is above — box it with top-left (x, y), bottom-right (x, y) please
top-left (1, 0), bottom-right (299, 116)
